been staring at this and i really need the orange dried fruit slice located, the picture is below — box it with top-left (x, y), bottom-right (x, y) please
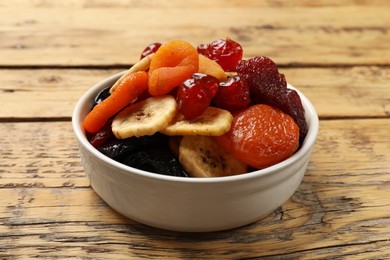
top-left (148, 40), bottom-right (199, 96)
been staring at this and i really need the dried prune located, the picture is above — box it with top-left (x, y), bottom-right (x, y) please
top-left (237, 56), bottom-right (308, 142)
top-left (120, 148), bottom-right (187, 177)
top-left (96, 133), bottom-right (187, 177)
top-left (93, 86), bottom-right (111, 109)
top-left (97, 134), bottom-right (164, 160)
top-left (87, 119), bottom-right (114, 148)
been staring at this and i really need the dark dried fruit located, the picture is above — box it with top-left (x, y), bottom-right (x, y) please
top-left (176, 73), bottom-right (219, 119)
top-left (213, 75), bottom-right (251, 112)
top-left (140, 42), bottom-right (162, 59)
top-left (87, 119), bottom-right (114, 148)
top-left (237, 56), bottom-right (308, 142)
top-left (97, 133), bottom-right (187, 177)
top-left (93, 86), bottom-right (111, 108)
top-left (197, 38), bottom-right (243, 71)
top-left (120, 148), bottom-right (187, 177)
top-left (97, 134), bottom-right (164, 160)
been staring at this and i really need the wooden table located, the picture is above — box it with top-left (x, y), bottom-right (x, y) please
top-left (1, 1), bottom-right (389, 259)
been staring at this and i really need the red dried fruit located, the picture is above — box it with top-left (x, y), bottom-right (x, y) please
top-left (176, 73), bottom-right (219, 119)
top-left (87, 119), bottom-right (114, 148)
top-left (197, 38), bottom-right (243, 71)
top-left (236, 56), bottom-right (308, 142)
top-left (213, 75), bottom-right (251, 112)
top-left (140, 42), bottom-right (162, 59)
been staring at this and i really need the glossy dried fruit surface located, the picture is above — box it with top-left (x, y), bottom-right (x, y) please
top-left (197, 38), bottom-right (243, 71)
top-left (87, 119), bottom-right (114, 148)
top-left (213, 75), bottom-right (251, 112)
top-left (237, 56), bottom-right (308, 142)
top-left (121, 147), bottom-right (187, 177)
top-left (176, 73), bottom-right (219, 119)
top-left (215, 104), bottom-right (299, 169)
top-left (140, 42), bottom-right (161, 59)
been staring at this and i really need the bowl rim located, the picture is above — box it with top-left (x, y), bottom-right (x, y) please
top-left (72, 71), bottom-right (319, 184)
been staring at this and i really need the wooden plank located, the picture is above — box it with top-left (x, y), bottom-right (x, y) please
top-left (2, 0), bottom-right (390, 8)
top-left (282, 66), bottom-right (390, 118)
top-left (0, 67), bottom-right (389, 119)
top-left (0, 3), bottom-right (389, 66)
top-left (0, 69), bottom-right (119, 119)
top-left (1, 119), bottom-right (389, 258)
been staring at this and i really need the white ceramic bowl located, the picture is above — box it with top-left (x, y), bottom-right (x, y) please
top-left (72, 71), bottom-right (319, 232)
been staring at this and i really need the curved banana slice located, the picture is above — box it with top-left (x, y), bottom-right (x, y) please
top-left (110, 53), bottom-right (154, 93)
top-left (179, 136), bottom-right (248, 177)
top-left (160, 107), bottom-right (233, 136)
top-left (112, 95), bottom-right (177, 139)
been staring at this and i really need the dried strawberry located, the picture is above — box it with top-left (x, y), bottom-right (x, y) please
top-left (176, 73), bottom-right (219, 119)
top-left (237, 56), bottom-right (308, 142)
top-left (213, 75), bottom-right (251, 112)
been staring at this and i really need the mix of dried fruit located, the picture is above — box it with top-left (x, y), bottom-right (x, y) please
top-left (84, 38), bottom-right (308, 177)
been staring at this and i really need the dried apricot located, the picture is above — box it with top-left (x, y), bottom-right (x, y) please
top-left (215, 104), bottom-right (299, 169)
top-left (237, 56), bottom-right (308, 142)
top-left (148, 40), bottom-right (199, 96)
top-left (83, 71), bottom-right (148, 133)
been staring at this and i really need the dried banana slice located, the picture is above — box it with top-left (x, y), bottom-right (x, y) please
top-left (109, 53), bottom-right (154, 93)
top-left (160, 107), bottom-right (233, 136)
top-left (112, 95), bottom-right (177, 139)
top-left (179, 136), bottom-right (248, 177)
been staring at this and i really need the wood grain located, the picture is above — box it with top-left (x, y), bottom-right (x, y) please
top-left (1, 119), bottom-right (389, 258)
top-left (1, 1), bottom-right (390, 258)
top-left (0, 66), bottom-right (389, 120)
top-left (0, 1), bottom-right (389, 66)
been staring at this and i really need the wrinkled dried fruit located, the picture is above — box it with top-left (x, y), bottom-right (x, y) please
top-left (237, 56), bottom-right (308, 142)
top-left (97, 134), bottom-right (164, 160)
top-left (176, 73), bottom-right (219, 119)
top-left (148, 40), bottom-right (199, 96)
top-left (87, 119), bottom-right (114, 148)
top-left (215, 104), bottom-right (299, 169)
top-left (140, 42), bottom-right (161, 59)
top-left (121, 148), bottom-right (187, 177)
top-left (197, 38), bottom-right (243, 71)
top-left (213, 75), bottom-right (251, 112)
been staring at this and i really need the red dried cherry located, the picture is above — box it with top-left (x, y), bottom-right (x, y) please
top-left (176, 73), bottom-right (219, 119)
top-left (213, 75), bottom-right (251, 112)
top-left (140, 42), bottom-right (162, 59)
top-left (197, 38), bottom-right (243, 71)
